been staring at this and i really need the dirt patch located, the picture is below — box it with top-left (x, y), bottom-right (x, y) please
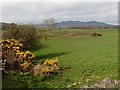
top-left (59, 32), bottom-right (90, 37)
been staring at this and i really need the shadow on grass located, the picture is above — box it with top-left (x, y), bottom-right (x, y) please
top-left (31, 44), bottom-right (48, 52)
top-left (36, 52), bottom-right (70, 60)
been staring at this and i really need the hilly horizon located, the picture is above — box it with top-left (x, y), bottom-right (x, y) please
top-left (37, 20), bottom-right (117, 28)
top-left (1, 20), bottom-right (117, 29)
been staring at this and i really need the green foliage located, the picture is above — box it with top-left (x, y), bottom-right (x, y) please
top-left (3, 24), bottom-right (42, 50)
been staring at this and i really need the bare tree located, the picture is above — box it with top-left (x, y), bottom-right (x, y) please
top-left (43, 18), bottom-right (56, 32)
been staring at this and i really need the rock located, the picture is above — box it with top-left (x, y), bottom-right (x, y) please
top-left (84, 78), bottom-right (120, 88)
top-left (97, 78), bottom-right (113, 88)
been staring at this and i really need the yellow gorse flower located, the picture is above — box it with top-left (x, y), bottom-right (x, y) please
top-left (16, 51), bottom-right (35, 63)
top-left (1, 39), bottom-right (35, 72)
top-left (43, 58), bottom-right (59, 66)
top-left (37, 58), bottom-right (60, 76)
top-left (20, 61), bottom-right (32, 71)
top-left (0, 39), bottom-right (23, 50)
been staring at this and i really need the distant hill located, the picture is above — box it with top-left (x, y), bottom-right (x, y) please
top-left (0, 21), bottom-right (117, 30)
top-left (37, 21), bottom-right (117, 28)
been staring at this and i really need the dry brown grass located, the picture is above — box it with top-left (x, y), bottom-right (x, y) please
top-left (59, 32), bottom-right (90, 37)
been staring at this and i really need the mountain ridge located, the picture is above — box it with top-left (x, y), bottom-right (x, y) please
top-left (0, 21), bottom-right (117, 29)
top-left (37, 20), bottom-right (117, 28)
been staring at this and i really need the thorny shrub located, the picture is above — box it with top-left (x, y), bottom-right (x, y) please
top-left (32, 58), bottom-right (60, 76)
top-left (0, 39), bottom-right (35, 71)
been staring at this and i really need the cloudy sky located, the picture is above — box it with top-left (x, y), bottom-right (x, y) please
top-left (1, 2), bottom-right (118, 25)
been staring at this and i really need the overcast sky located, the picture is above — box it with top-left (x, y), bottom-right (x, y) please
top-left (1, 2), bottom-right (118, 25)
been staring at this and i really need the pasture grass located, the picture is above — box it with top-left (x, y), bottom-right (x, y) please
top-left (3, 28), bottom-right (118, 88)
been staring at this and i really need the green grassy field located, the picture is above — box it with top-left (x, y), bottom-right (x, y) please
top-left (3, 28), bottom-right (118, 88)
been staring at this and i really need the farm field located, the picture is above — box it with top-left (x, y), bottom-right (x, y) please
top-left (3, 28), bottom-right (118, 88)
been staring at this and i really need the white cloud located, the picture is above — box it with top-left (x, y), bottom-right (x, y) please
top-left (0, 0), bottom-right (119, 2)
top-left (1, 2), bottom-right (118, 25)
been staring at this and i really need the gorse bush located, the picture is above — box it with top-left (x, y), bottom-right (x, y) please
top-left (3, 23), bottom-right (42, 50)
top-left (1, 39), bottom-right (61, 75)
top-left (1, 39), bottom-right (23, 70)
top-left (16, 50), bottom-right (35, 71)
top-left (20, 61), bottom-right (33, 72)
top-left (91, 32), bottom-right (102, 36)
top-left (1, 39), bottom-right (23, 51)
top-left (16, 51), bottom-right (35, 71)
top-left (0, 39), bottom-right (35, 71)
top-left (32, 58), bottom-right (60, 76)
top-left (16, 51), bottom-right (35, 62)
